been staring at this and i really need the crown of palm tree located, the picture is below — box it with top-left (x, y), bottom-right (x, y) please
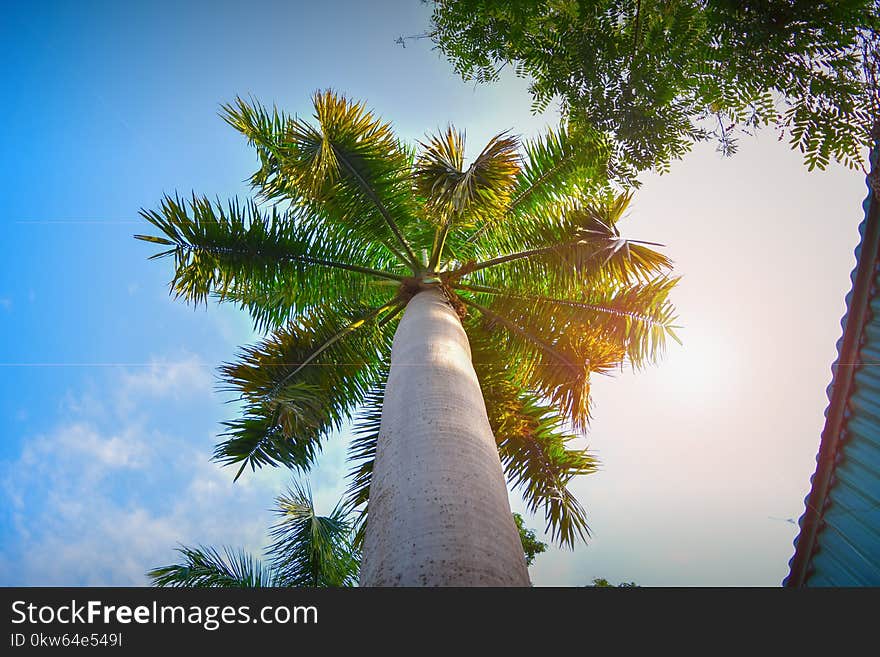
top-left (136, 90), bottom-right (679, 548)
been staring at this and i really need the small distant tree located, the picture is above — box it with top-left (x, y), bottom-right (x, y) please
top-left (588, 577), bottom-right (639, 587)
top-left (514, 512), bottom-right (548, 566)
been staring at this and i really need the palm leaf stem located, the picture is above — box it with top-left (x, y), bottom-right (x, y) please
top-left (143, 239), bottom-right (408, 283)
top-left (451, 240), bottom-right (583, 276)
top-left (453, 236), bottom-right (664, 277)
top-left (377, 303), bottom-right (406, 328)
top-left (233, 405), bottom-right (283, 482)
top-left (466, 153), bottom-right (573, 245)
top-left (330, 144), bottom-right (421, 271)
top-left (264, 300), bottom-right (402, 403)
top-left (450, 281), bottom-right (673, 326)
top-left (458, 296), bottom-right (579, 374)
top-left (428, 218), bottom-right (453, 271)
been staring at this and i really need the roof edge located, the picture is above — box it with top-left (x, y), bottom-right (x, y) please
top-left (785, 150), bottom-right (880, 586)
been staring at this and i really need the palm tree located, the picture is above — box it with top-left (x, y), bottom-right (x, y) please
top-left (149, 480), bottom-right (358, 587)
top-left (148, 485), bottom-right (546, 587)
top-left (136, 90), bottom-right (678, 586)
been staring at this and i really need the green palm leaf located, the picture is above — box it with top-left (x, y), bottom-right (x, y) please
top-left (463, 295), bottom-right (627, 430)
top-left (342, 369), bottom-right (387, 547)
top-left (267, 481), bottom-right (359, 587)
top-left (413, 126), bottom-right (465, 216)
top-left (216, 301), bottom-right (401, 479)
top-left (454, 274), bottom-right (680, 368)
top-left (148, 546), bottom-right (276, 588)
top-left (461, 123), bottom-right (612, 250)
top-left (221, 92), bottom-right (421, 269)
top-left (415, 128), bottom-right (520, 223)
top-left (469, 328), bottom-right (597, 547)
top-left (454, 192), bottom-right (671, 295)
top-left (136, 194), bottom-right (404, 331)
top-left (149, 479), bottom-right (358, 588)
top-left (415, 126), bottom-right (520, 273)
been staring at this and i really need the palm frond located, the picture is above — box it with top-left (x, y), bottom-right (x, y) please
top-left (342, 368), bottom-right (388, 547)
top-left (221, 92), bottom-right (421, 270)
top-left (451, 193), bottom-right (672, 298)
top-left (464, 123), bottom-right (611, 246)
top-left (148, 546), bottom-right (275, 588)
top-left (413, 126), bottom-right (465, 217)
top-left (463, 296), bottom-right (626, 430)
top-left (215, 301), bottom-right (400, 479)
top-left (135, 194), bottom-right (404, 331)
top-left (453, 275), bottom-right (680, 367)
top-left (415, 128), bottom-right (520, 223)
top-left (470, 327), bottom-right (597, 547)
top-left (267, 480), bottom-right (359, 587)
top-left (498, 397), bottom-right (595, 547)
top-left (418, 129), bottom-right (520, 270)
top-left (149, 479), bottom-right (358, 588)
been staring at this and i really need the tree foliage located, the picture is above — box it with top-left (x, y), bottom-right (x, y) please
top-left (588, 577), bottom-right (639, 587)
top-left (428, 0), bottom-right (880, 180)
top-left (514, 512), bottom-right (548, 566)
top-left (137, 90), bottom-right (679, 548)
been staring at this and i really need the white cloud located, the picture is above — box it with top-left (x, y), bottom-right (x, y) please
top-left (0, 356), bottom-right (288, 586)
top-left (119, 354), bottom-right (213, 400)
top-left (20, 422), bottom-right (148, 470)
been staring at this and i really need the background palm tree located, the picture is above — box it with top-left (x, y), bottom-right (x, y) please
top-left (149, 480), bottom-right (358, 587)
top-left (147, 483), bottom-right (547, 588)
top-left (136, 90), bottom-right (678, 585)
top-left (148, 486), bottom-right (545, 587)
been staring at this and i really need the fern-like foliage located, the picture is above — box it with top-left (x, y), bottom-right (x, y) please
top-left (429, 0), bottom-right (880, 177)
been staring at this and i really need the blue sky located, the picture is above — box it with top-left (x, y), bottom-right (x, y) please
top-left (0, 0), bottom-right (869, 585)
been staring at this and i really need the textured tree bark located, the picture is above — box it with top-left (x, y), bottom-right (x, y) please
top-left (360, 287), bottom-right (530, 586)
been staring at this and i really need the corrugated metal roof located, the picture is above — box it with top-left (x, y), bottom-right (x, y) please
top-left (785, 153), bottom-right (880, 586)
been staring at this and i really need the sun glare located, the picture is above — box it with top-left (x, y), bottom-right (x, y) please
top-left (658, 330), bottom-right (738, 405)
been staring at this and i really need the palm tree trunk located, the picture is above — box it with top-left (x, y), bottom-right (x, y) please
top-left (360, 287), bottom-right (530, 586)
